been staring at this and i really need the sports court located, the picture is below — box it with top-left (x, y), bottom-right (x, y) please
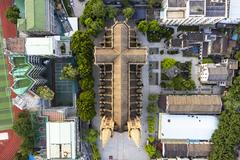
top-left (0, 22), bottom-right (13, 130)
top-left (54, 62), bottom-right (75, 106)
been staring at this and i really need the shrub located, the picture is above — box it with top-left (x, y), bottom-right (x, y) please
top-left (148, 94), bottom-right (159, 101)
top-left (91, 144), bottom-right (101, 160)
top-left (145, 144), bottom-right (157, 158)
top-left (148, 136), bottom-right (155, 143)
top-left (167, 50), bottom-right (179, 55)
top-left (161, 58), bottom-right (177, 70)
top-left (147, 103), bottom-right (159, 114)
top-left (160, 50), bottom-right (164, 55)
top-left (147, 116), bottom-right (156, 133)
top-left (202, 57), bottom-right (214, 64)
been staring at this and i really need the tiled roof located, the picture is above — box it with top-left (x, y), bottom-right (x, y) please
top-left (166, 95), bottom-right (222, 114)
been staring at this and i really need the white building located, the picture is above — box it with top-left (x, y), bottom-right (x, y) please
top-left (25, 36), bottom-right (71, 57)
top-left (159, 114), bottom-right (218, 158)
top-left (46, 121), bottom-right (76, 159)
top-left (159, 114), bottom-right (218, 142)
top-left (160, 0), bottom-right (228, 25)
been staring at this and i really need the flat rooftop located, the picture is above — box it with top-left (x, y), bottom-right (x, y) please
top-left (46, 122), bottom-right (76, 159)
top-left (159, 114), bottom-right (218, 141)
top-left (189, 1), bottom-right (204, 15)
top-left (168, 0), bottom-right (186, 7)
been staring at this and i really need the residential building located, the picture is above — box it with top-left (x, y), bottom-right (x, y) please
top-left (17, 0), bottom-right (56, 35)
top-left (94, 21), bottom-right (147, 147)
top-left (165, 95), bottom-right (222, 114)
top-left (160, 0), bottom-right (227, 25)
top-left (158, 114), bottom-right (218, 158)
top-left (200, 59), bottom-right (238, 86)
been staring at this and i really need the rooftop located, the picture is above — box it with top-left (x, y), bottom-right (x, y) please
top-left (17, 0), bottom-right (46, 32)
top-left (168, 0), bottom-right (186, 7)
top-left (5, 38), bottom-right (25, 53)
top-left (9, 55), bottom-right (34, 95)
top-left (208, 66), bottom-right (229, 81)
top-left (163, 143), bottom-right (212, 158)
top-left (159, 114), bottom-right (218, 140)
top-left (46, 122), bottom-right (76, 159)
top-left (95, 22), bottom-right (147, 131)
top-left (166, 95), bottom-right (222, 114)
top-left (206, 0), bottom-right (226, 17)
top-left (189, 0), bottom-right (204, 15)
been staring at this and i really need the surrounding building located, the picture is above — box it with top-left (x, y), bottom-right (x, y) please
top-left (17, 0), bottom-right (56, 35)
top-left (46, 121), bottom-right (77, 159)
top-left (95, 21), bottom-right (147, 147)
top-left (200, 59), bottom-right (238, 86)
top-left (159, 114), bottom-right (219, 158)
top-left (160, 0), bottom-right (228, 25)
top-left (165, 95), bottom-right (222, 114)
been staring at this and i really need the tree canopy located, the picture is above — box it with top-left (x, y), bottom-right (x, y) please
top-left (71, 30), bottom-right (96, 121)
top-left (84, 129), bottom-right (99, 144)
top-left (107, 6), bottom-right (118, 20)
top-left (13, 111), bottom-right (36, 159)
top-left (209, 76), bottom-right (240, 160)
top-left (123, 7), bottom-right (135, 19)
top-left (36, 86), bottom-right (54, 101)
top-left (61, 63), bottom-right (78, 80)
top-left (137, 20), bottom-right (148, 33)
top-left (161, 58), bottom-right (177, 70)
top-left (80, 76), bottom-right (94, 91)
top-left (5, 5), bottom-right (20, 24)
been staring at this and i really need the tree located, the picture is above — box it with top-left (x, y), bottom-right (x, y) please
top-left (71, 31), bottom-right (94, 55)
top-left (161, 58), bottom-right (177, 70)
top-left (80, 89), bottom-right (95, 102)
top-left (77, 99), bottom-right (96, 121)
top-left (209, 77), bottom-right (240, 160)
top-left (13, 111), bottom-right (34, 138)
top-left (235, 51), bottom-right (240, 61)
top-left (5, 5), bottom-right (20, 24)
top-left (107, 6), bottom-right (118, 20)
top-left (148, 20), bottom-right (160, 31)
top-left (61, 64), bottom-right (78, 80)
top-left (137, 20), bottom-right (148, 33)
top-left (13, 111), bottom-right (36, 158)
top-left (123, 7), bottom-right (135, 19)
top-left (182, 79), bottom-right (196, 90)
top-left (36, 86), bottom-right (54, 101)
top-left (148, 0), bottom-right (161, 8)
top-left (80, 76), bottom-right (94, 91)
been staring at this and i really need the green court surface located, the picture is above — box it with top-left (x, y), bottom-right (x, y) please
top-left (0, 22), bottom-right (13, 131)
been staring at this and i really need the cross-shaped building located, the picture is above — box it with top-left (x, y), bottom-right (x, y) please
top-left (95, 21), bottom-right (147, 147)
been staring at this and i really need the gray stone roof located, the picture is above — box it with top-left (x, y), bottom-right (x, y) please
top-left (208, 67), bottom-right (229, 81)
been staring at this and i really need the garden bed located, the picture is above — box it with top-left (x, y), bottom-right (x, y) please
top-left (160, 59), bottom-right (195, 90)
